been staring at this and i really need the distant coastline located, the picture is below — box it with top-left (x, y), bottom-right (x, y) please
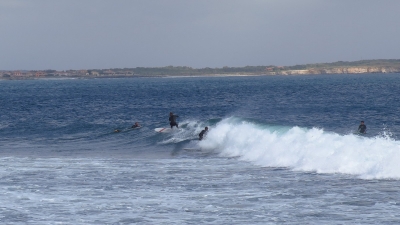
top-left (1, 59), bottom-right (400, 80)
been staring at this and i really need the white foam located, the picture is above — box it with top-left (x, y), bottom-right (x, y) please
top-left (199, 118), bottom-right (400, 179)
top-left (158, 119), bottom-right (207, 144)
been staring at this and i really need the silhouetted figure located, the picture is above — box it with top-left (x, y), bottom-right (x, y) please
top-left (358, 121), bottom-right (367, 134)
top-left (199, 127), bottom-right (208, 140)
top-left (169, 112), bottom-right (179, 128)
top-left (132, 122), bottom-right (141, 128)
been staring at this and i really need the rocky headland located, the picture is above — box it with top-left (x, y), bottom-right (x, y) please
top-left (267, 66), bottom-right (400, 75)
top-left (1, 59), bottom-right (399, 80)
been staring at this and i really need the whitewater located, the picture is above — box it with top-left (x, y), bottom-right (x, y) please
top-left (197, 118), bottom-right (400, 179)
top-left (1, 74), bottom-right (400, 224)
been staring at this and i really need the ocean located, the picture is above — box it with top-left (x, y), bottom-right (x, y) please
top-left (1, 74), bottom-right (400, 224)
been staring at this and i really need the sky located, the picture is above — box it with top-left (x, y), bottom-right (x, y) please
top-left (1, 0), bottom-right (400, 70)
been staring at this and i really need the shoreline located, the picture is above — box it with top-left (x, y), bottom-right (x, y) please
top-left (162, 74), bottom-right (266, 78)
top-left (1, 72), bottom-right (399, 81)
top-left (2, 59), bottom-right (400, 80)
top-left (0, 73), bottom-right (269, 81)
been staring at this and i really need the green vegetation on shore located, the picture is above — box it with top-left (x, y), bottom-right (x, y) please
top-left (1, 59), bottom-right (400, 79)
top-left (105, 59), bottom-right (400, 76)
top-left (129, 65), bottom-right (268, 76)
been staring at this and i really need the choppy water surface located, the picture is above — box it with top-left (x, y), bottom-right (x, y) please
top-left (1, 74), bottom-right (400, 224)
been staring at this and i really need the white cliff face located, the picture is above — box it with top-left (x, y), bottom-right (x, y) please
top-left (268, 67), bottom-right (400, 75)
top-left (278, 70), bottom-right (310, 75)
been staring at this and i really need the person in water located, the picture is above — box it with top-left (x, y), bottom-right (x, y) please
top-left (114, 129), bottom-right (121, 133)
top-left (132, 122), bottom-right (140, 128)
top-left (169, 112), bottom-right (179, 128)
top-left (358, 121), bottom-right (367, 134)
top-left (199, 127), bottom-right (208, 140)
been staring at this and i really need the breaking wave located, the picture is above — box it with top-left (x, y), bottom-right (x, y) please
top-left (197, 118), bottom-right (400, 179)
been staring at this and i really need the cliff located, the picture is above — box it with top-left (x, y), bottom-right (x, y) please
top-left (268, 66), bottom-right (400, 75)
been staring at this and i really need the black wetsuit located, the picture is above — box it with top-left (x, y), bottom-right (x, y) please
top-left (358, 124), bottom-right (366, 133)
top-left (169, 115), bottom-right (179, 128)
top-left (199, 129), bottom-right (207, 140)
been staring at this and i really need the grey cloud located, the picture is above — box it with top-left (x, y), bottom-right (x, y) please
top-left (1, 0), bottom-right (400, 70)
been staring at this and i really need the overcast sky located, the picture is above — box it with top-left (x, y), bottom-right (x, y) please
top-left (1, 0), bottom-right (400, 70)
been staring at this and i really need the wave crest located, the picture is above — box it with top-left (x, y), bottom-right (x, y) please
top-left (199, 118), bottom-right (400, 179)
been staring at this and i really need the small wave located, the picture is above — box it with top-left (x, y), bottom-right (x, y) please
top-left (198, 117), bottom-right (400, 179)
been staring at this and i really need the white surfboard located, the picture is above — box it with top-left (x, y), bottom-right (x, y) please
top-left (154, 128), bottom-right (173, 133)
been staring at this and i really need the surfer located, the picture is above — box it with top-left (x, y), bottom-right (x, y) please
top-left (358, 121), bottom-right (367, 134)
top-left (132, 122), bottom-right (140, 128)
top-left (199, 127), bottom-right (208, 140)
top-left (169, 112), bottom-right (179, 128)
top-left (114, 129), bottom-right (121, 133)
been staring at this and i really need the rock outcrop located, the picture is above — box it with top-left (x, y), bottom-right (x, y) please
top-left (267, 67), bottom-right (400, 75)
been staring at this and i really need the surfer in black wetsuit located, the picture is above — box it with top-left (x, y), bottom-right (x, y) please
top-left (358, 121), bottom-right (367, 134)
top-left (132, 122), bottom-right (140, 128)
top-left (199, 127), bottom-right (208, 140)
top-left (169, 112), bottom-right (179, 128)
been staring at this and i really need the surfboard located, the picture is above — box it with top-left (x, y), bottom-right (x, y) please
top-left (154, 128), bottom-right (173, 133)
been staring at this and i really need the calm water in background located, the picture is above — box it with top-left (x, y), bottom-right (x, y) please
top-left (1, 74), bottom-right (400, 224)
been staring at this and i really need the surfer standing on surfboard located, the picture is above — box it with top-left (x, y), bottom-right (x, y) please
top-left (169, 112), bottom-right (179, 129)
top-left (199, 127), bottom-right (208, 140)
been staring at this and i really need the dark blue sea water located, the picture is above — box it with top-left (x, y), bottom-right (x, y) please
top-left (1, 74), bottom-right (400, 224)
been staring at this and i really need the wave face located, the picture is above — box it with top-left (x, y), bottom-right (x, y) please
top-left (198, 118), bottom-right (400, 179)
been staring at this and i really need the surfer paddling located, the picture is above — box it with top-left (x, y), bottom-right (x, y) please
top-left (132, 122), bottom-right (141, 128)
top-left (169, 112), bottom-right (179, 129)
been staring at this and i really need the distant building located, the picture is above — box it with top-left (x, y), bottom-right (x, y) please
top-left (55, 71), bottom-right (69, 76)
top-left (1, 72), bottom-right (11, 78)
top-left (12, 71), bottom-right (22, 77)
top-left (79, 70), bottom-right (88, 74)
top-left (24, 72), bottom-right (34, 77)
top-left (103, 70), bottom-right (115, 75)
top-left (35, 71), bottom-right (46, 77)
